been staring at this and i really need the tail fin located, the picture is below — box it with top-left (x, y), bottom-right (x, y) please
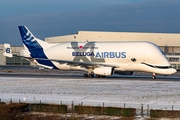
top-left (18, 26), bottom-right (49, 50)
top-left (3, 43), bottom-right (13, 57)
top-left (18, 26), bottom-right (57, 69)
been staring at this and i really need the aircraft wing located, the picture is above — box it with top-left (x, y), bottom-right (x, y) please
top-left (35, 57), bottom-right (116, 68)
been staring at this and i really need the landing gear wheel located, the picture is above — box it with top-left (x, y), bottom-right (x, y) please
top-left (83, 74), bottom-right (88, 78)
top-left (96, 75), bottom-right (106, 78)
top-left (96, 74), bottom-right (101, 78)
top-left (152, 73), bottom-right (156, 79)
top-left (152, 76), bottom-right (156, 79)
top-left (89, 74), bottom-right (94, 78)
top-left (101, 75), bottom-right (106, 78)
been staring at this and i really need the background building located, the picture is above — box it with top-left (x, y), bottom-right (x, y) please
top-left (0, 31), bottom-right (180, 70)
top-left (0, 45), bottom-right (30, 66)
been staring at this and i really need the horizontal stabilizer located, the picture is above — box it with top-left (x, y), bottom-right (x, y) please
top-left (37, 63), bottom-right (53, 69)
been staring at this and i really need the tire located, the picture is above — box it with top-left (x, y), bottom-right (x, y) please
top-left (83, 74), bottom-right (88, 78)
top-left (89, 74), bottom-right (94, 78)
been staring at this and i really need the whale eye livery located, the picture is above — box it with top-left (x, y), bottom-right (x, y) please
top-left (3, 26), bottom-right (176, 79)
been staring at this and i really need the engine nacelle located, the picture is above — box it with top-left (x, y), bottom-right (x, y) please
top-left (94, 67), bottom-right (114, 76)
top-left (114, 71), bottom-right (133, 75)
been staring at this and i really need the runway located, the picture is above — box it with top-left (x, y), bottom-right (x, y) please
top-left (0, 72), bottom-right (180, 81)
top-left (0, 65), bottom-right (179, 81)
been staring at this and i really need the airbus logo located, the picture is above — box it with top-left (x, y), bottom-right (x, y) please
top-left (70, 42), bottom-right (126, 62)
top-left (96, 52), bottom-right (126, 58)
top-left (72, 52), bottom-right (126, 58)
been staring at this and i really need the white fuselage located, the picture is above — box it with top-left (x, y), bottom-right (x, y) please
top-left (32, 41), bottom-right (176, 75)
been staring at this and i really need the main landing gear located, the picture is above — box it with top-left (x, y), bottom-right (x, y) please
top-left (83, 74), bottom-right (94, 78)
top-left (83, 74), bottom-right (106, 78)
top-left (96, 74), bottom-right (106, 78)
top-left (152, 73), bottom-right (156, 79)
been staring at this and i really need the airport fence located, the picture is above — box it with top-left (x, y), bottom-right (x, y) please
top-left (0, 97), bottom-right (180, 117)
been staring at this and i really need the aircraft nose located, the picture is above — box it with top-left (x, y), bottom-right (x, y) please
top-left (168, 68), bottom-right (177, 75)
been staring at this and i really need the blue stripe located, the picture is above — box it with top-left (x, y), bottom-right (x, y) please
top-left (18, 26), bottom-right (58, 69)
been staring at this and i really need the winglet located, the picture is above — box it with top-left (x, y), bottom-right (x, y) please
top-left (3, 43), bottom-right (13, 57)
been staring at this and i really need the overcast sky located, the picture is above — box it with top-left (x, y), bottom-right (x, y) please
top-left (1, 0), bottom-right (180, 45)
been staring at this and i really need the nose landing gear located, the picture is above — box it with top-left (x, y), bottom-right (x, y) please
top-left (152, 73), bottom-right (156, 79)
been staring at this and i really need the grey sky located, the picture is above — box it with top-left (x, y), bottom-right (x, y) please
top-left (0, 0), bottom-right (180, 45)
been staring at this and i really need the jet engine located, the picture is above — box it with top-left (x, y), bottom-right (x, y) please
top-left (94, 67), bottom-right (114, 76)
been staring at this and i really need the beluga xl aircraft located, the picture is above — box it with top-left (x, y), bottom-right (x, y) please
top-left (3, 26), bottom-right (176, 79)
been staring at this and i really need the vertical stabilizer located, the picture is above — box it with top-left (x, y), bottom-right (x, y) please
top-left (18, 26), bottom-right (44, 49)
top-left (18, 26), bottom-right (57, 69)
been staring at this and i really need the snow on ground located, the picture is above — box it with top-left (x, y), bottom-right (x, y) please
top-left (0, 76), bottom-right (180, 109)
